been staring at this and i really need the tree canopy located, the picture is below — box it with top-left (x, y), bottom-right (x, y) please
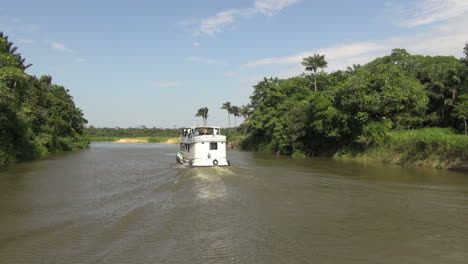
top-left (241, 46), bottom-right (468, 156)
top-left (0, 32), bottom-right (89, 168)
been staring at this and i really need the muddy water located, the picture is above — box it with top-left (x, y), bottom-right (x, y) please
top-left (0, 142), bottom-right (467, 263)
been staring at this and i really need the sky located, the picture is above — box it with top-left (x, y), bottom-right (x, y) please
top-left (1, 0), bottom-right (468, 128)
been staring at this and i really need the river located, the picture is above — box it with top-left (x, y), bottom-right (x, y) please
top-left (0, 142), bottom-right (467, 263)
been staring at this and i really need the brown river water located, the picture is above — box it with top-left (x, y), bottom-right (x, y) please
top-left (0, 142), bottom-right (467, 263)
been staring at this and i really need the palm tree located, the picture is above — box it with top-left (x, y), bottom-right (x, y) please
top-left (301, 53), bottom-right (328, 92)
top-left (195, 107), bottom-right (209, 125)
top-left (221, 101), bottom-right (232, 128)
top-left (231, 106), bottom-right (240, 127)
top-left (240, 104), bottom-right (252, 120)
top-left (0, 32), bottom-right (32, 70)
top-left (195, 108), bottom-right (204, 124)
top-left (203, 107), bottom-right (209, 125)
top-left (346, 64), bottom-right (361, 75)
top-left (240, 104), bottom-right (252, 134)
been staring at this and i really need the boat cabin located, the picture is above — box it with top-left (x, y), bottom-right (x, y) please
top-left (177, 126), bottom-right (230, 167)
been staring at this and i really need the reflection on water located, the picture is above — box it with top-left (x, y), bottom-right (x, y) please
top-left (0, 142), bottom-right (467, 263)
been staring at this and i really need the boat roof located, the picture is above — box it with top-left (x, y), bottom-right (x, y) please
top-left (181, 126), bottom-right (221, 129)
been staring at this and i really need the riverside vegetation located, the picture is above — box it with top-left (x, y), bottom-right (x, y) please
top-left (0, 33), bottom-right (89, 169)
top-left (230, 46), bottom-right (468, 169)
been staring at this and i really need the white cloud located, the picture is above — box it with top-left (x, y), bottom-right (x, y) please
top-left (51, 41), bottom-right (72, 52)
top-left (196, 9), bottom-right (240, 36)
top-left (193, 41), bottom-right (200, 47)
top-left (76, 58), bottom-right (87, 62)
top-left (152, 82), bottom-right (182, 88)
top-left (243, 42), bottom-right (384, 69)
top-left (184, 56), bottom-right (227, 65)
top-left (191, 0), bottom-right (299, 36)
top-left (390, 0), bottom-right (468, 27)
top-left (237, 13), bottom-right (468, 81)
top-left (255, 0), bottom-right (299, 16)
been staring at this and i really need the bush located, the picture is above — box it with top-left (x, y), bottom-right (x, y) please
top-left (292, 151), bottom-right (307, 159)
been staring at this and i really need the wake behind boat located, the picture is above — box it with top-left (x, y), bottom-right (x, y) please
top-left (176, 126), bottom-right (230, 167)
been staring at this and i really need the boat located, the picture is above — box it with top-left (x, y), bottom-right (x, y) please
top-left (176, 126), bottom-right (230, 167)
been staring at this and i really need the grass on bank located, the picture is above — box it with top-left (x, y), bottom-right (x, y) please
top-left (335, 128), bottom-right (468, 168)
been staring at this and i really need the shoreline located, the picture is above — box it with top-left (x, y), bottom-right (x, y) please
top-left (92, 137), bottom-right (180, 144)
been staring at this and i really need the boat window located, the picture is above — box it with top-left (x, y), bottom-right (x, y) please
top-left (210, 142), bottom-right (217, 150)
top-left (195, 127), bottom-right (214, 135)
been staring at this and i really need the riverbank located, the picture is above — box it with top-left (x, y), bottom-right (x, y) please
top-left (335, 128), bottom-right (468, 169)
top-left (91, 136), bottom-right (180, 144)
top-left (235, 128), bottom-right (468, 170)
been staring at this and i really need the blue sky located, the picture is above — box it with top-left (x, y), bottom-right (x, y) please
top-left (1, 0), bottom-right (468, 128)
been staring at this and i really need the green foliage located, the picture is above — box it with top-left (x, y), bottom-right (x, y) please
top-left (337, 128), bottom-right (468, 168)
top-left (0, 33), bottom-right (89, 168)
top-left (291, 151), bottom-right (307, 159)
top-left (355, 119), bottom-right (393, 146)
top-left (452, 94), bottom-right (468, 134)
top-left (240, 47), bottom-right (467, 167)
top-left (85, 126), bottom-right (180, 138)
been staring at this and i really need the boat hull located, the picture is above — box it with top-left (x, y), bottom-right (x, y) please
top-left (190, 157), bottom-right (230, 167)
top-left (176, 152), bottom-right (229, 167)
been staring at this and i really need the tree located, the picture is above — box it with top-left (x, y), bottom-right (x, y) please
top-left (195, 107), bottom-right (209, 125)
top-left (346, 64), bottom-right (361, 75)
top-left (301, 53), bottom-right (328, 92)
top-left (231, 106), bottom-right (240, 127)
top-left (203, 107), bottom-right (209, 125)
top-left (221, 101), bottom-right (232, 128)
top-left (1, 32), bottom-right (88, 168)
top-left (452, 94), bottom-right (468, 135)
top-left (240, 104), bottom-right (252, 120)
top-left (336, 63), bottom-right (428, 143)
top-left (0, 32), bottom-right (32, 70)
top-left (464, 43), bottom-right (468, 62)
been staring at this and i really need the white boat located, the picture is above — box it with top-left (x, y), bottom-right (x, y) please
top-left (176, 126), bottom-right (230, 167)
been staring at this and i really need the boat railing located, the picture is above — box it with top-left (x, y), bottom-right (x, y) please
top-left (180, 134), bottom-right (226, 143)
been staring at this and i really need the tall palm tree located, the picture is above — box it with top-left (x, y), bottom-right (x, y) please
top-left (301, 53), bottom-right (328, 92)
top-left (221, 101), bottom-right (232, 128)
top-left (240, 104), bottom-right (252, 134)
top-left (195, 108), bottom-right (204, 124)
top-left (346, 64), bottom-right (361, 75)
top-left (240, 104), bottom-right (252, 120)
top-left (203, 107), bottom-right (209, 125)
top-left (231, 106), bottom-right (240, 127)
top-left (195, 107), bottom-right (209, 125)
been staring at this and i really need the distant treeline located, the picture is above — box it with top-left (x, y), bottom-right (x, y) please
top-left (85, 126), bottom-right (180, 138)
top-left (0, 32), bottom-right (89, 168)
